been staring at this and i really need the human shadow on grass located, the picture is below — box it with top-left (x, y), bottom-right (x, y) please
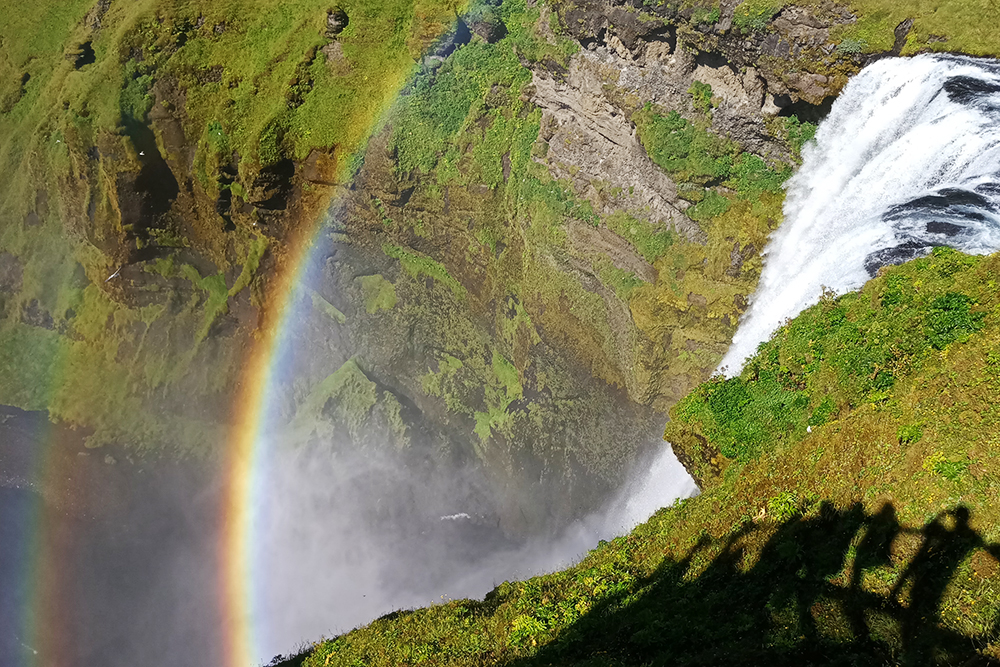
top-left (507, 502), bottom-right (1000, 667)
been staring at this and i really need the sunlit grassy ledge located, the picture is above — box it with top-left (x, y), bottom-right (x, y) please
top-left (282, 249), bottom-right (1000, 665)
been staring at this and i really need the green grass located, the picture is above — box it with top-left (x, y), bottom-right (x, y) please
top-left (383, 243), bottom-right (466, 297)
top-left (633, 105), bottom-right (734, 185)
top-left (690, 4), bottom-right (721, 26)
top-left (688, 80), bottom-right (715, 115)
top-left (668, 247), bottom-right (988, 467)
top-left (732, 0), bottom-right (787, 32)
top-left (687, 190), bottom-right (731, 221)
top-left (390, 34), bottom-right (531, 175)
top-left (782, 116), bottom-right (818, 158)
top-left (604, 212), bottom-right (676, 264)
top-left (831, 12), bottom-right (897, 54)
top-left (356, 274), bottom-right (398, 313)
top-left (597, 261), bottom-right (646, 301)
top-left (633, 105), bottom-right (790, 203)
top-left (0, 322), bottom-right (62, 409)
top-left (177, 264), bottom-right (230, 342)
top-left (830, 0), bottom-right (1000, 56)
top-left (228, 236), bottom-right (269, 297)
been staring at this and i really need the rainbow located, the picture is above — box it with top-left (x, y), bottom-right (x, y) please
top-left (4, 417), bottom-right (64, 667)
top-left (219, 14), bottom-right (468, 665)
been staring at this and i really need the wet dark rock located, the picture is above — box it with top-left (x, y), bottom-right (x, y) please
top-left (115, 114), bottom-right (180, 255)
top-left (554, 0), bottom-right (672, 51)
top-left (926, 221), bottom-right (963, 236)
top-left (892, 18), bottom-right (915, 55)
top-left (864, 241), bottom-right (934, 276)
top-left (0, 253), bottom-right (23, 294)
top-left (21, 299), bottom-right (54, 330)
top-left (777, 94), bottom-right (836, 123)
top-left (433, 18), bottom-right (472, 58)
top-left (944, 75), bottom-right (1000, 104)
top-left (326, 7), bottom-right (349, 37)
top-left (70, 41), bottom-right (96, 69)
top-left (251, 159), bottom-right (295, 210)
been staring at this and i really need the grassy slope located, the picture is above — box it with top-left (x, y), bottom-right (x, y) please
top-left (836, 0), bottom-right (1000, 55)
top-left (0, 0), bottom-right (465, 179)
top-left (717, 0), bottom-right (1000, 55)
top-left (292, 249), bottom-right (1000, 667)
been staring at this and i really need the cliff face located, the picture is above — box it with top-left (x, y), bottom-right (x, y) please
top-left (0, 0), bottom-right (985, 535)
top-left (0, 0), bottom-right (463, 451)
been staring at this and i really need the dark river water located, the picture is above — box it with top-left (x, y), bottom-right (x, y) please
top-left (0, 406), bottom-right (225, 667)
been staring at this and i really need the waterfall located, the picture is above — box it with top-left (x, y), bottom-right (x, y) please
top-left (720, 53), bottom-right (1000, 375)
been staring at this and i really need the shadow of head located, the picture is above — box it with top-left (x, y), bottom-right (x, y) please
top-left (506, 501), bottom-right (1000, 667)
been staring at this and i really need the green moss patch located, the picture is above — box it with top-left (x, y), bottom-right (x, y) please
top-left (356, 274), bottom-right (398, 313)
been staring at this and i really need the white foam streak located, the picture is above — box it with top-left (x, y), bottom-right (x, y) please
top-left (721, 54), bottom-right (1000, 374)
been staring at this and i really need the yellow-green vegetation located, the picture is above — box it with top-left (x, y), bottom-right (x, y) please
top-left (291, 358), bottom-right (378, 441)
top-left (728, 0), bottom-right (1000, 56)
top-left (287, 248), bottom-right (1000, 666)
top-left (687, 80), bottom-right (716, 115)
top-left (310, 289), bottom-right (348, 324)
top-left (36, 280), bottom-right (234, 452)
top-left (826, 0), bottom-right (1000, 56)
top-left (603, 211), bottom-right (676, 264)
top-left (689, 4), bottom-right (721, 26)
top-left (0, 0), bottom-right (467, 172)
top-left (383, 244), bottom-right (466, 298)
top-left (228, 236), bottom-right (268, 297)
top-left (667, 247), bottom-right (989, 474)
top-left (733, 0), bottom-right (788, 32)
top-left (374, 0), bottom-right (803, 421)
top-left (633, 104), bottom-right (793, 201)
top-left (622, 102), bottom-right (803, 394)
top-left (356, 274), bottom-right (398, 313)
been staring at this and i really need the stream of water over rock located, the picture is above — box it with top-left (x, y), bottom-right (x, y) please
top-left (721, 54), bottom-right (1000, 374)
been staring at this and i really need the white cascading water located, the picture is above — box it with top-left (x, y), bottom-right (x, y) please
top-left (720, 53), bottom-right (1000, 375)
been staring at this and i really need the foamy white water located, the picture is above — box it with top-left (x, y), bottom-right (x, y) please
top-left (721, 54), bottom-right (1000, 375)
